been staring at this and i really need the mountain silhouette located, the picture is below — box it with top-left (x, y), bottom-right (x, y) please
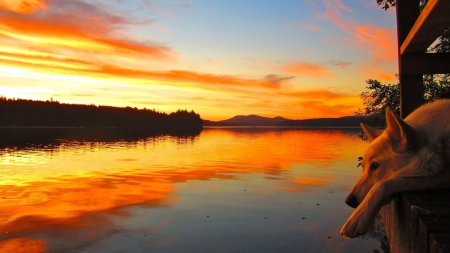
top-left (203, 115), bottom-right (363, 127)
top-left (203, 115), bottom-right (289, 126)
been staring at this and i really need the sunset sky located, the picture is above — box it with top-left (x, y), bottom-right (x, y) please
top-left (0, 0), bottom-right (398, 121)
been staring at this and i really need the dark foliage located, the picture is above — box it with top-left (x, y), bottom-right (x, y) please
top-left (360, 1), bottom-right (450, 128)
top-left (357, 79), bottom-right (400, 128)
top-left (357, 77), bottom-right (450, 128)
top-left (0, 97), bottom-right (203, 129)
top-left (277, 116), bottom-right (362, 128)
top-left (376, 0), bottom-right (396, 11)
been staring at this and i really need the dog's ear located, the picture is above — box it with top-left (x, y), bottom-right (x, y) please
top-left (385, 107), bottom-right (418, 152)
top-left (361, 123), bottom-right (383, 142)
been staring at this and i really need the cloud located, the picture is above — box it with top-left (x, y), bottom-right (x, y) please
top-left (316, 0), bottom-right (397, 81)
top-left (206, 58), bottom-right (221, 67)
top-left (302, 23), bottom-right (322, 32)
top-left (0, 46), bottom-right (294, 93)
top-left (264, 74), bottom-right (295, 86)
top-left (295, 100), bottom-right (357, 117)
top-left (0, 0), bottom-right (46, 14)
top-left (0, 0), bottom-right (367, 120)
top-left (0, 0), bottom-right (178, 72)
top-left (283, 61), bottom-right (334, 78)
top-left (334, 0), bottom-right (352, 12)
top-left (94, 67), bottom-right (285, 90)
top-left (284, 90), bottom-right (348, 100)
top-left (351, 24), bottom-right (397, 62)
top-left (327, 60), bottom-right (351, 68)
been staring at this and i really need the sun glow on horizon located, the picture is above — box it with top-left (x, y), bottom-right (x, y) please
top-left (0, 0), bottom-right (398, 121)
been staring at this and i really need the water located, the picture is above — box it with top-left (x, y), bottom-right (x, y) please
top-left (0, 127), bottom-right (388, 253)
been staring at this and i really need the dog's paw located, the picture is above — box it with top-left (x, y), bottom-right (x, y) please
top-left (340, 219), bottom-right (361, 238)
top-left (340, 209), bottom-right (373, 238)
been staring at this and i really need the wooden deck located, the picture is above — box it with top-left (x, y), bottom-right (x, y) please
top-left (396, 0), bottom-right (450, 118)
top-left (383, 1), bottom-right (450, 251)
top-left (381, 191), bottom-right (450, 253)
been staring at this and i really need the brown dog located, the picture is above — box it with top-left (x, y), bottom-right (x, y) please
top-left (341, 99), bottom-right (450, 238)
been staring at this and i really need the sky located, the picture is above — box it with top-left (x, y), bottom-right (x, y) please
top-left (0, 0), bottom-right (398, 121)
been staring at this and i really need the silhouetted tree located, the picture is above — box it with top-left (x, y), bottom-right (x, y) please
top-left (359, 0), bottom-right (450, 127)
top-left (357, 79), bottom-right (400, 128)
top-left (0, 98), bottom-right (203, 129)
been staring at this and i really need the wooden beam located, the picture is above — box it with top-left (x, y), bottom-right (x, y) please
top-left (396, 0), bottom-right (421, 47)
top-left (399, 75), bottom-right (424, 118)
top-left (401, 53), bottom-right (450, 75)
top-left (401, 0), bottom-right (450, 54)
top-left (397, 0), bottom-right (423, 118)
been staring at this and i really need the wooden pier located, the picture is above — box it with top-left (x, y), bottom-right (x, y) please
top-left (381, 191), bottom-right (450, 253)
top-left (381, 0), bottom-right (450, 252)
top-left (395, 0), bottom-right (450, 118)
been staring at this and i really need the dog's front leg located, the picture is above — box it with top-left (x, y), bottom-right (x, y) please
top-left (340, 176), bottom-right (433, 238)
top-left (340, 180), bottom-right (387, 238)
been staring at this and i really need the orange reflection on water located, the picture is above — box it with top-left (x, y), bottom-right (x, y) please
top-left (296, 175), bottom-right (334, 187)
top-left (0, 238), bottom-right (45, 253)
top-left (0, 128), bottom-right (368, 251)
top-left (197, 128), bottom-right (360, 172)
top-left (0, 174), bottom-right (173, 234)
top-left (284, 174), bottom-right (337, 193)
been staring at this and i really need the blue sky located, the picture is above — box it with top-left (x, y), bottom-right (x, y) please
top-left (0, 0), bottom-right (398, 120)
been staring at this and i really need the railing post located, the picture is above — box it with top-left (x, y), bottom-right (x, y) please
top-left (396, 0), bottom-right (424, 118)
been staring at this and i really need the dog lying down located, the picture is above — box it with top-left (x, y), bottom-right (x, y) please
top-left (341, 99), bottom-right (450, 238)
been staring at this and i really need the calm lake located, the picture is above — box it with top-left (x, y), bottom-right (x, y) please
top-left (0, 127), bottom-right (389, 253)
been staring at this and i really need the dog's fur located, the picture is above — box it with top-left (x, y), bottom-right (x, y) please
top-left (341, 99), bottom-right (450, 238)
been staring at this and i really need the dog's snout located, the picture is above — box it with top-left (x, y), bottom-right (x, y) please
top-left (345, 194), bottom-right (359, 208)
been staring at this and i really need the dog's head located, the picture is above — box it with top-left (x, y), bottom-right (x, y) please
top-left (345, 107), bottom-right (420, 208)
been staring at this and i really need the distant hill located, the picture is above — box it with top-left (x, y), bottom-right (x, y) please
top-left (203, 115), bottom-right (364, 128)
top-left (203, 115), bottom-right (290, 126)
top-left (277, 116), bottom-right (363, 128)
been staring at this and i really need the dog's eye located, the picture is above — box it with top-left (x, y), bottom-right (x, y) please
top-left (370, 162), bottom-right (380, 171)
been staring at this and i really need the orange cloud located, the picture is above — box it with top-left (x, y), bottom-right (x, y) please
top-left (335, 0), bottom-right (352, 11)
top-left (0, 0), bottom-right (178, 84)
top-left (0, 0), bottom-right (46, 14)
top-left (283, 61), bottom-right (334, 78)
top-left (0, 49), bottom-right (294, 93)
top-left (283, 90), bottom-right (348, 100)
top-left (0, 0), bottom-right (366, 120)
top-left (0, 12), bottom-right (175, 61)
top-left (316, 0), bottom-right (397, 81)
top-left (351, 24), bottom-right (397, 62)
top-left (303, 23), bottom-right (322, 32)
top-left (0, 1), bottom-right (302, 95)
top-left (327, 60), bottom-right (351, 68)
top-left (264, 74), bottom-right (295, 86)
top-left (370, 72), bottom-right (397, 81)
top-left (292, 100), bottom-right (360, 118)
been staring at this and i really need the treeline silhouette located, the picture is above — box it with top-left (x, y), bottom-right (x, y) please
top-left (0, 97), bottom-right (203, 129)
top-left (277, 116), bottom-right (362, 128)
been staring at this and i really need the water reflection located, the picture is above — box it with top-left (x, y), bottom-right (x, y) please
top-left (0, 127), bottom-right (387, 252)
top-left (0, 127), bottom-right (201, 149)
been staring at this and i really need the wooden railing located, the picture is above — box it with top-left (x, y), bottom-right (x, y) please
top-left (382, 3), bottom-right (450, 252)
top-left (396, 0), bottom-right (450, 118)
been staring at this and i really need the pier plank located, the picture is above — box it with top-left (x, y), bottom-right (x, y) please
top-left (381, 190), bottom-right (450, 253)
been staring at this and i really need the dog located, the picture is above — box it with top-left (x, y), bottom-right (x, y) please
top-left (340, 99), bottom-right (450, 238)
